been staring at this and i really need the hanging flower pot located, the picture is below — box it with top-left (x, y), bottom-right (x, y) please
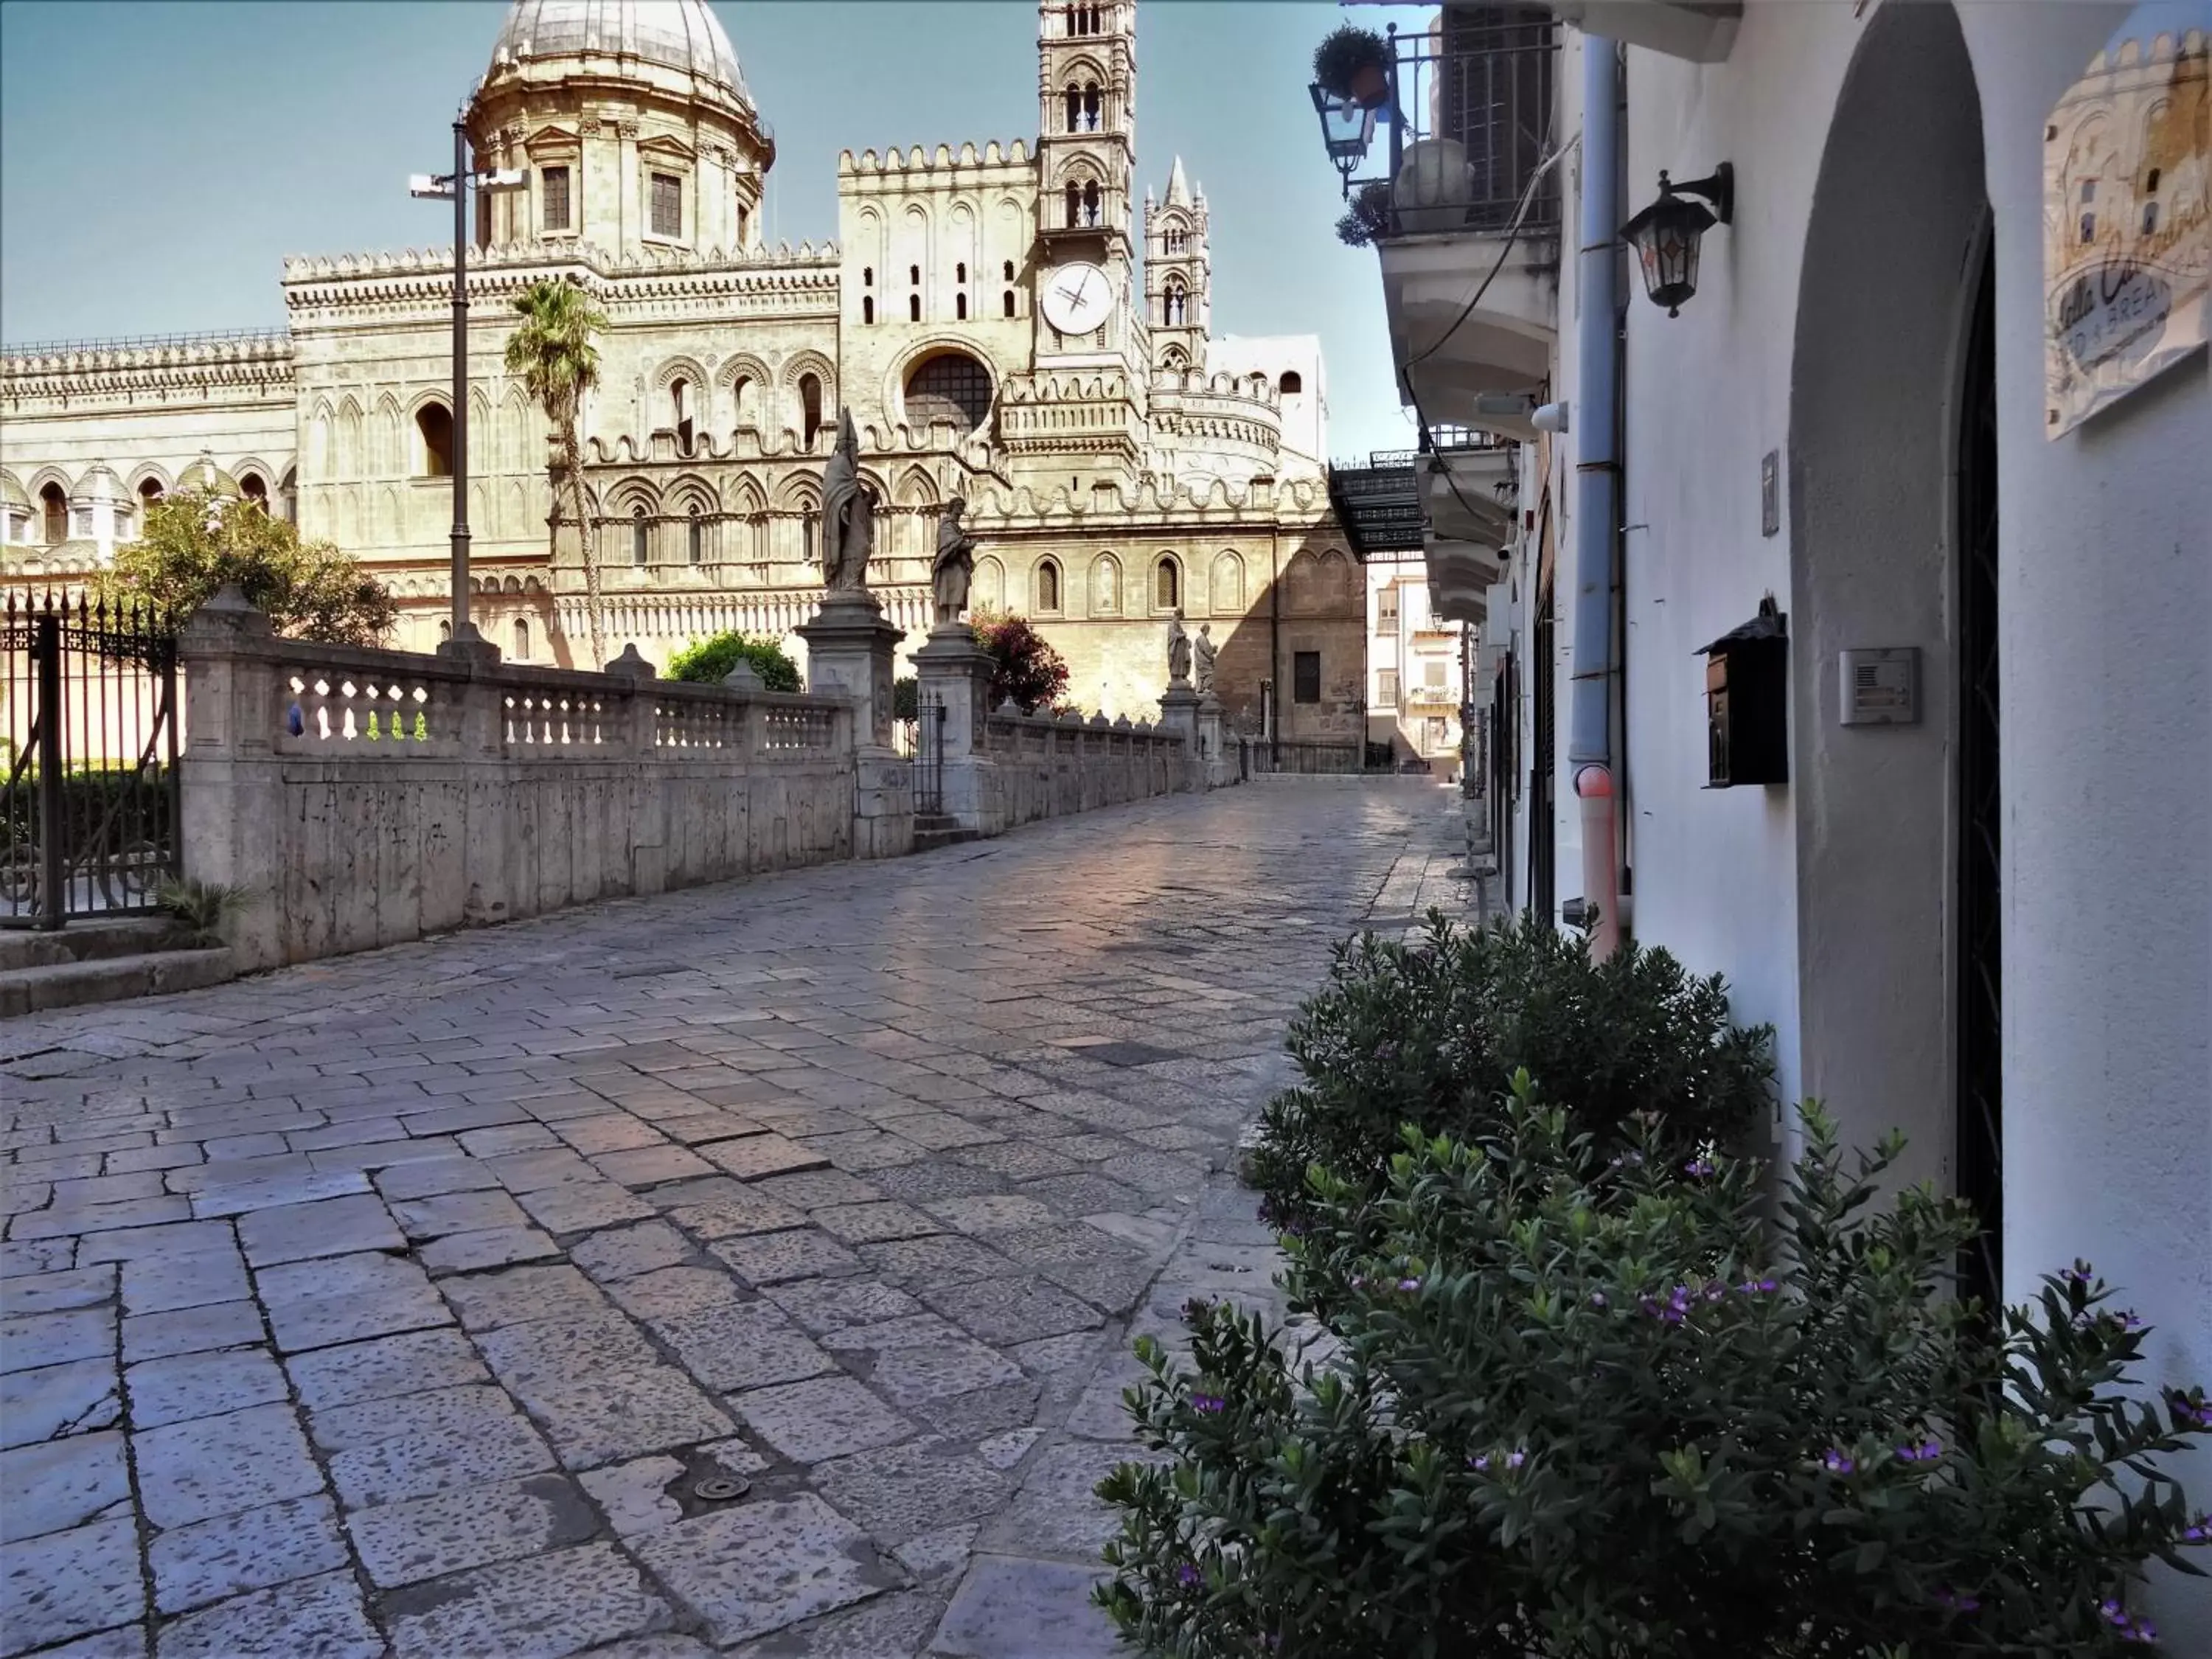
top-left (1313, 26), bottom-right (1392, 111)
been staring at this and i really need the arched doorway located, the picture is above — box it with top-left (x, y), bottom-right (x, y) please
top-left (1788, 4), bottom-right (1994, 1265)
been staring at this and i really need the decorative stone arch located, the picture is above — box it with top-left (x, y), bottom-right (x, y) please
top-left (653, 355), bottom-right (710, 444)
top-left (973, 554), bottom-right (1006, 612)
top-left (307, 399), bottom-right (335, 476)
top-left (778, 349), bottom-right (837, 396)
top-left (369, 392), bottom-right (403, 476)
top-left (894, 465), bottom-right (940, 508)
top-left (774, 474), bottom-right (821, 512)
top-left (1314, 546), bottom-right (1352, 605)
top-left (728, 473), bottom-right (770, 560)
top-left (123, 462), bottom-right (172, 501)
top-left (893, 339), bottom-right (998, 434)
top-left (603, 476), bottom-right (661, 518)
top-left (664, 473), bottom-right (718, 515)
top-left (335, 396), bottom-right (366, 479)
top-left (501, 574), bottom-right (524, 595)
top-left (1211, 548), bottom-right (1245, 613)
top-left (232, 457), bottom-right (276, 513)
top-left (716, 352), bottom-right (773, 428)
top-left (1281, 546), bottom-right (1321, 614)
top-left (400, 389), bottom-right (451, 479)
top-left (1090, 551), bottom-right (1121, 615)
top-left (1033, 554), bottom-right (1065, 614)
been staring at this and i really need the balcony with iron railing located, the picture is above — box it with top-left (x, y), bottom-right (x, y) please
top-left (1312, 9), bottom-right (1562, 439)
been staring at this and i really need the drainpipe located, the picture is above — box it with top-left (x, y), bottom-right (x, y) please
top-left (1568, 35), bottom-right (1624, 957)
top-left (1268, 536), bottom-right (1282, 765)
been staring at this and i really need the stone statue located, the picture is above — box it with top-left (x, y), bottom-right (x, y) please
top-left (818, 407), bottom-right (875, 595)
top-left (1193, 622), bottom-right (1217, 695)
top-left (1166, 610), bottom-right (1192, 685)
top-left (931, 498), bottom-right (975, 625)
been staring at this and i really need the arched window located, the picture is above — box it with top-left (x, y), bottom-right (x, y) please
top-left (279, 468), bottom-right (296, 524)
top-left (956, 293), bottom-right (969, 321)
top-left (687, 509), bottom-right (703, 566)
top-left (1065, 85), bottom-right (1082, 133)
top-left (1155, 554), bottom-right (1180, 610)
top-left (2142, 201), bottom-right (2160, 234)
top-left (905, 351), bottom-right (995, 430)
top-left (41, 483), bottom-right (66, 544)
top-left (2145, 167), bottom-right (2161, 194)
top-left (863, 265), bottom-right (874, 286)
top-left (1279, 371), bottom-right (1302, 394)
top-left (1082, 82), bottom-right (1102, 132)
top-left (416, 403), bottom-right (453, 477)
top-left (802, 509), bottom-right (818, 566)
top-left (1162, 346), bottom-right (1187, 373)
top-left (1003, 290), bottom-right (1017, 318)
top-left (631, 507), bottom-right (649, 566)
top-left (1091, 554), bottom-right (1119, 614)
top-left (1003, 260), bottom-right (1015, 281)
top-left (1036, 557), bottom-right (1062, 612)
top-left (1064, 181), bottom-right (1081, 229)
top-left (513, 618), bottom-right (531, 661)
top-left (909, 294), bottom-right (922, 322)
top-left (439, 620), bottom-right (453, 644)
top-left (240, 473), bottom-right (268, 512)
top-left (799, 374), bottom-right (824, 446)
top-left (1166, 226), bottom-right (1186, 254)
top-left (732, 374), bottom-right (756, 426)
top-left (863, 296), bottom-right (876, 324)
top-left (956, 261), bottom-right (967, 285)
top-left (1083, 181), bottom-right (1101, 226)
top-left (670, 378), bottom-right (693, 450)
top-left (1163, 278), bottom-right (1187, 328)
top-left (909, 264), bottom-right (921, 285)
top-left (138, 478), bottom-right (164, 511)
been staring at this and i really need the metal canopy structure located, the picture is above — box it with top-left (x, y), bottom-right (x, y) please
top-left (1326, 451), bottom-right (1425, 559)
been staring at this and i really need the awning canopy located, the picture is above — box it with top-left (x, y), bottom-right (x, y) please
top-left (1326, 452), bottom-right (1425, 558)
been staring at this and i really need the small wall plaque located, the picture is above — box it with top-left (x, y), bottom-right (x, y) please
top-left (1760, 450), bottom-right (1779, 538)
top-left (1839, 647), bottom-right (1919, 726)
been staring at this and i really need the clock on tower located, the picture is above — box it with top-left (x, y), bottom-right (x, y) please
top-left (1040, 262), bottom-right (1113, 335)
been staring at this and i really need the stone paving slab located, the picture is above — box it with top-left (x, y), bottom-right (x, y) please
top-left (0, 783), bottom-right (1468, 1655)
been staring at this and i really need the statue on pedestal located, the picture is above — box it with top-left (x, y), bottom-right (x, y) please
top-left (818, 408), bottom-right (875, 596)
top-left (1166, 610), bottom-right (1192, 685)
top-left (1194, 622), bottom-right (1217, 695)
top-left (931, 498), bottom-right (975, 625)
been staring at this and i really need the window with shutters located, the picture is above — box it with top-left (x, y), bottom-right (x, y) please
top-left (1293, 651), bottom-right (1321, 703)
top-left (650, 172), bottom-right (681, 238)
top-left (541, 166), bottom-right (571, 232)
top-left (1377, 586), bottom-right (1399, 633)
top-left (1377, 669), bottom-right (1399, 708)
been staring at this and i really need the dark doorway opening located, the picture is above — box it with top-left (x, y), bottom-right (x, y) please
top-left (1955, 236), bottom-right (2002, 1311)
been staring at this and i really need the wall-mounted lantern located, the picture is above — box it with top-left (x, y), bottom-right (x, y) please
top-left (1696, 594), bottom-right (1787, 787)
top-left (1309, 84), bottom-right (1377, 195)
top-left (1621, 164), bottom-right (1733, 316)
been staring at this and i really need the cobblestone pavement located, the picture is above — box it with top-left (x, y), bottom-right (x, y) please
top-left (0, 781), bottom-right (1469, 1659)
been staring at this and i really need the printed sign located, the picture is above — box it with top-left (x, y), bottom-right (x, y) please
top-left (2043, 5), bottom-right (2208, 438)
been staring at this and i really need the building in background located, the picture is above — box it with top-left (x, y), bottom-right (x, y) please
top-left (1321, 1), bottom-right (2207, 1642)
top-left (0, 0), bottom-right (1363, 738)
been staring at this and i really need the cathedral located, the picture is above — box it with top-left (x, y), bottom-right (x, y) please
top-left (0, 0), bottom-right (1364, 735)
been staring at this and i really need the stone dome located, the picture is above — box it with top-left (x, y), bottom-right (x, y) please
top-left (176, 451), bottom-right (241, 497)
top-left (72, 462), bottom-right (125, 504)
top-left (487, 0), bottom-right (748, 102)
top-left (1, 471), bottom-right (28, 511)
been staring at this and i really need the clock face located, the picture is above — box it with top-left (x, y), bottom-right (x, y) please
top-left (1041, 262), bottom-right (1113, 337)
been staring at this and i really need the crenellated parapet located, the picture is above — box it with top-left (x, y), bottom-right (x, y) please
top-left (1, 329), bottom-right (295, 404)
top-left (961, 469), bottom-right (1329, 527)
top-left (838, 139), bottom-right (1033, 178)
top-left (1144, 367), bottom-right (1284, 459)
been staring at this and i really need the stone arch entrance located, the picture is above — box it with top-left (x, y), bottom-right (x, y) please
top-left (1787, 2), bottom-right (1993, 1247)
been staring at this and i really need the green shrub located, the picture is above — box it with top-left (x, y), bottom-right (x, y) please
top-left (665, 630), bottom-right (800, 693)
top-left (1248, 911), bottom-right (1773, 1223)
top-left (1099, 1085), bottom-right (2212, 1658)
top-left (893, 676), bottom-right (919, 722)
top-left (156, 876), bottom-right (253, 947)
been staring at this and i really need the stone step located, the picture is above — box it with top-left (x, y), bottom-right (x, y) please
top-left (0, 917), bottom-right (197, 971)
top-left (913, 814), bottom-right (981, 853)
top-left (0, 947), bottom-right (236, 1020)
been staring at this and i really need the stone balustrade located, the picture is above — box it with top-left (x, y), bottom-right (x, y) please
top-left (978, 709), bottom-right (1195, 830)
top-left (179, 588), bottom-right (860, 972)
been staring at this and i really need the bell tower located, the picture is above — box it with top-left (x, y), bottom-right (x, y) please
top-left (1144, 157), bottom-right (1208, 375)
top-left (1032, 0), bottom-right (1138, 367)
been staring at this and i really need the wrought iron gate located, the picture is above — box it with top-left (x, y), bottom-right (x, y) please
top-left (915, 692), bottom-right (947, 815)
top-left (1, 592), bottom-right (181, 929)
top-left (1955, 241), bottom-right (2003, 1310)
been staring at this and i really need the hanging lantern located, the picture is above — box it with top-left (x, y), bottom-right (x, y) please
top-left (1621, 164), bottom-right (1733, 316)
top-left (1309, 84), bottom-right (1377, 192)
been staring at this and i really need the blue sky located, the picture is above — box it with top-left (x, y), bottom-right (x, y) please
top-left (0, 0), bottom-right (1416, 458)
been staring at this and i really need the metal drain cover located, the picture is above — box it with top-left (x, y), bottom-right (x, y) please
top-left (692, 1476), bottom-right (750, 1502)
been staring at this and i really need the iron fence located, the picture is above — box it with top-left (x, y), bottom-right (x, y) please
top-left (915, 693), bottom-right (947, 815)
top-left (1, 591), bottom-right (182, 928)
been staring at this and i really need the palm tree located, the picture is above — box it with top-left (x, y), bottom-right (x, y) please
top-left (504, 276), bottom-right (610, 666)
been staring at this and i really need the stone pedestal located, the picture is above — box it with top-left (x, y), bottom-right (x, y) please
top-left (797, 591), bottom-right (904, 751)
top-left (1158, 684), bottom-right (1202, 792)
top-left (1197, 692), bottom-right (1230, 790)
top-left (914, 623), bottom-right (1000, 839)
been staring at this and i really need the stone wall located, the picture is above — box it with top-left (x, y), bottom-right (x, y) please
top-left (179, 591), bottom-right (863, 973)
top-left (975, 711), bottom-right (1194, 832)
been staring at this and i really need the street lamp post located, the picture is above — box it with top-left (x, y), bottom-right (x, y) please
top-left (411, 114), bottom-right (524, 657)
